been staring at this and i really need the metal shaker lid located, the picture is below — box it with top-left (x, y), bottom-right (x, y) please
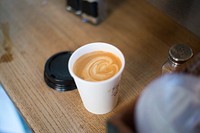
top-left (169, 44), bottom-right (193, 62)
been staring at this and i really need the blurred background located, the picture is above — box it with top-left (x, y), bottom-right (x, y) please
top-left (147, 0), bottom-right (200, 37)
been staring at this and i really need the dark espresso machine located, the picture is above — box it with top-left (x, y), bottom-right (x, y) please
top-left (66, 0), bottom-right (107, 24)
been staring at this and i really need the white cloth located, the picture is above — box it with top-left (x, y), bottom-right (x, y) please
top-left (135, 74), bottom-right (200, 133)
top-left (0, 84), bottom-right (32, 133)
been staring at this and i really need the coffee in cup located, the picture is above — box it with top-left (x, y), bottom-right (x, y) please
top-left (73, 51), bottom-right (122, 82)
top-left (68, 42), bottom-right (125, 114)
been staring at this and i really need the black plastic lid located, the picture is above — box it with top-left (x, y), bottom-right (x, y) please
top-left (44, 51), bottom-right (77, 92)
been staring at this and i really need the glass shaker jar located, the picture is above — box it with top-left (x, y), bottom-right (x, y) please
top-left (162, 44), bottom-right (193, 74)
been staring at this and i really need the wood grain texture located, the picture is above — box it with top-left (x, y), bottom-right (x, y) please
top-left (0, 0), bottom-right (200, 132)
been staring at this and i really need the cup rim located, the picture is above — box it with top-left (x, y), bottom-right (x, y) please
top-left (68, 42), bottom-right (125, 85)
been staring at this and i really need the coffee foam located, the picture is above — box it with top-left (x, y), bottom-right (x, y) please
top-left (73, 51), bottom-right (121, 81)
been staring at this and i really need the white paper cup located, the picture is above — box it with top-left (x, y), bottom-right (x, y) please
top-left (68, 42), bottom-right (125, 114)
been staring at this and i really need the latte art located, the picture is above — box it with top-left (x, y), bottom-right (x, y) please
top-left (84, 56), bottom-right (119, 81)
top-left (73, 51), bottom-right (121, 81)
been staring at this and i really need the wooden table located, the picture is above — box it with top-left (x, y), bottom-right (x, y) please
top-left (1, 0), bottom-right (200, 132)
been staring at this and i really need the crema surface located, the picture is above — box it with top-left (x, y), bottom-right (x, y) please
top-left (73, 51), bottom-right (121, 81)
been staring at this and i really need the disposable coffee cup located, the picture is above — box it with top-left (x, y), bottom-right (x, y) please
top-left (68, 42), bottom-right (125, 114)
